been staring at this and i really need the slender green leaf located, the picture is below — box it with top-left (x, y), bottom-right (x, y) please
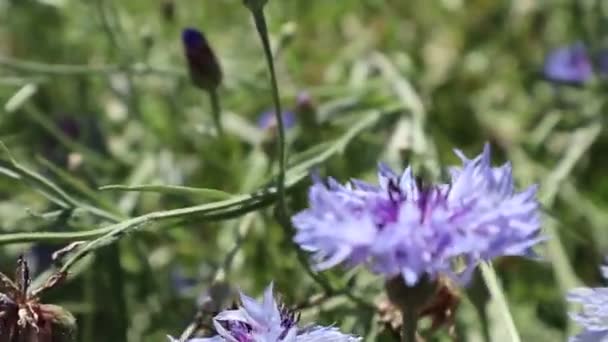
top-left (99, 184), bottom-right (232, 201)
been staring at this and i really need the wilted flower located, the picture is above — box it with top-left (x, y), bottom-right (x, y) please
top-left (169, 283), bottom-right (360, 342)
top-left (543, 42), bottom-right (593, 85)
top-left (257, 110), bottom-right (296, 131)
top-left (567, 267), bottom-right (608, 342)
top-left (292, 144), bottom-right (541, 286)
top-left (182, 28), bottom-right (223, 92)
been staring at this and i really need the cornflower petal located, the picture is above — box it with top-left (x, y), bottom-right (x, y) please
top-left (193, 284), bottom-right (359, 342)
top-left (567, 269), bottom-right (608, 341)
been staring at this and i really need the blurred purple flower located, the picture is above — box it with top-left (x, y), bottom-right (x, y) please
top-left (543, 42), bottom-right (593, 85)
top-left (169, 283), bottom-right (360, 342)
top-left (295, 92), bottom-right (313, 111)
top-left (292, 144), bottom-right (542, 286)
top-left (182, 28), bottom-right (222, 91)
top-left (257, 110), bottom-right (296, 131)
top-left (567, 267), bottom-right (608, 342)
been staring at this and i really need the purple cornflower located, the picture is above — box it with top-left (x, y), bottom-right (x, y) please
top-left (292, 144), bottom-right (542, 286)
top-left (257, 110), bottom-right (296, 131)
top-left (168, 283), bottom-right (360, 342)
top-left (182, 28), bottom-right (223, 91)
top-left (543, 42), bottom-right (593, 85)
top-left (567, 267), bottom-right (608, 342)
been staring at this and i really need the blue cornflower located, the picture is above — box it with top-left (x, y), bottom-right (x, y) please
top-left (257, 110), bottom-right (297, 131)
top-left (182, 28), bottom-right (223, 91)
top-left (169, 283), bottom-right (359, 342)
top-left (292, 144), bottom-right (542, 286)
top-left (567, 267), bottom-right (608, 342)
top-left (543, 42), bottom-right (593, 85)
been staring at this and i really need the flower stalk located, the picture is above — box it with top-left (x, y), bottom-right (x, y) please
top-left (402, 305), bottom-right (418, 342)
top-left (386, 276), bottom-right (435, 342)
top-left (248, 7), bottom-right (288, 224)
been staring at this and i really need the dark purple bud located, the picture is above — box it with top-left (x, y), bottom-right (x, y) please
top-left (295, 91), bottom-right (312, 109)
top-left (294, 91), bottom-right (317, 128)
top-left (543, 42), bottom-right (593, 85)
top-left (181, 28), bottom-right (223, 92)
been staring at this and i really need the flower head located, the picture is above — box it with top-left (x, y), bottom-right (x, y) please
top-left (292, 144), bottom-right (542, 286)
top-left (543, 42), bottom-right (593, 85)
top-left (567, 267), bottom-right (608, 342)
top-left (170, 283), bottom-right (359, 342)
top-left (181, 28), bottom-right (222, 91)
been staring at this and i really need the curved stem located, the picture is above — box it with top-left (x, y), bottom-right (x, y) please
top-left (251, 10), bottom-right (287, 223)
top-left (480, 262), bottom-right (521, 342)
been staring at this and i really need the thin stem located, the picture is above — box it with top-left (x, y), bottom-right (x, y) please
top-left (209, 88), bottom-right (223, 136)
top-left (479, 262), bottom-right (521, 342)
top-left (251, 10), bottom-right (287, 223)
top-left (402, 306), bottom-right (418, 342)
top-left (0, 55), bottom-right (182, 77)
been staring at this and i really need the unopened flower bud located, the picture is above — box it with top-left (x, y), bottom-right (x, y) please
top-left (181, 28), bottom-right (223, 92)
top-left (294, 91), bottom-right (317, 129)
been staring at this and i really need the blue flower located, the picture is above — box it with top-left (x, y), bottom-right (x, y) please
top-left (567, 267), bottom-right (608, 342)
top-left (181, 28), bottom-right (222, 91)
top-left (169, 283), bottom-right (359, 342)
top-left (543, 42), bottom-right (593, 85)
top-left (257, 110), bottom-right (296, 131)
top-left (292, 144), bottom-right (542, 286)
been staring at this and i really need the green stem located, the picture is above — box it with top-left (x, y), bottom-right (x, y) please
top-left (251, 10), bottom-right (288, 223)
top-left (0, 55), bottom-right (182, 77)
top-left (480, 262), bottom-right (521, 342)
top-left (402, 306), bottom-right (418, 342)
top-left (0, 192), bottom-right (271, 245)
top-left (209, 88), bottom-right (223, 136)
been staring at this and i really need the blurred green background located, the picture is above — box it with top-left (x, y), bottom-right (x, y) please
top-left (1, 0), bottom-right (607, 341)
